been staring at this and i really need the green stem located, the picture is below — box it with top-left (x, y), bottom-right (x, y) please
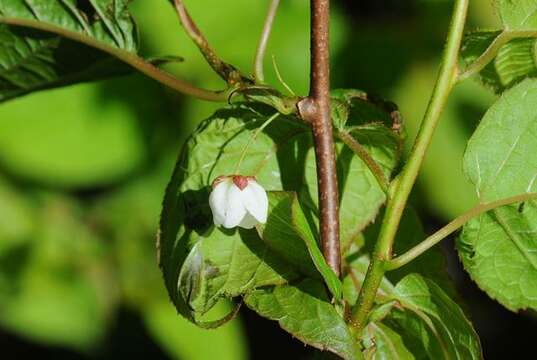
top-left (386, 192), bottom-right (537, 270)
top-left (349, 0), bottom-right (469, 334)
top-left (0, 17), bottom-right (229, 102)
top-left (458, 30), bottom-right (537, 82)
top-left (254, 0), bottom-right (281, 83)
top-left (234, 112), bottom-right (280, 173)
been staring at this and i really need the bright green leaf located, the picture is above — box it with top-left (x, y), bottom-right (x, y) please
top-left (460, 78), bottom-right (537, 311)
top-left (244, 279), bottom-right (358, 360)
top-left (495, 0), bottom-right (537, 30)
top-left (459, 203), bottom-right (537, 311)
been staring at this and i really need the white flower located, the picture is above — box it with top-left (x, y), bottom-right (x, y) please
top-left (209, 175), bottom-right (268, 229)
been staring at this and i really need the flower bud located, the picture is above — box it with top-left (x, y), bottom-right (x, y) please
top-left (209, 175), bottom-right (268, 229)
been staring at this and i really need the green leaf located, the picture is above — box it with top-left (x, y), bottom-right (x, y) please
top-left (460, 79), bottom-right (537, 311)
top-left (259, 192), bottom-right (342, 299)
top-left (387, 274), bottom-right (482, 360)
top-left (159, 102), bottom-right (399, 318)
top-left (244, 279), bottom-right (358, 360)
top-left (462, 31), bottom-right (537, 93)
top-left (0, 0), bottom-right (138, 51)
top-left (0, 0), bottom-right (138, 101)
top-left (258, 192), bottom-right (318, 277)
top-left (464, 79), bottom-right (537, 201)
top-left (495, 0), bottom-right (537, 30)
top-left (178, 228), bottom-right (297, 316)
top-left (362, 323), bottom-right (415, 360)
top-left (459, 204), bottom-right (537, 311)
top-left (290, 192), bottom-right (342, 299)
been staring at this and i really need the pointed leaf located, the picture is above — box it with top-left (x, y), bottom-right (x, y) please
top-left (460, 79), bottom-right (537, 310)
top-left (244, 279), bottom-right (358, 360)
top-left (387, 274), bottom-right (482, 360)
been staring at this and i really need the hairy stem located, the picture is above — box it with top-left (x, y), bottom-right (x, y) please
top-left (0, 17), bottom-right (229, 101)
top-left (349, 0), bottom-right (469, 334)
top-left (386, 192), bottom-right (537, 270)
top-left (298, 0), bottom-right (341, 277)
top-left (254, 0), bottom-right (281, 82)
top-left (172, 0), bottom-right (251, 86)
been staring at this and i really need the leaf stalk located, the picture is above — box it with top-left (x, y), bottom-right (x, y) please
top-left (349, 0), bottom-right (469, 334)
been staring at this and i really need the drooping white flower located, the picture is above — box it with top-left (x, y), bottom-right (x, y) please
top-left (209, 175), bottom-right (268, 229)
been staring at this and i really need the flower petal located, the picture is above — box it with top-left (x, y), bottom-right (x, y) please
top-left (223, 183), bottom-right (247, 228)
top-left (241, 180), bottom-right (268, 223)
top-left (209, 179), bottom-right (231, 226)
top-left (238, 213), bottom-right (258, 229)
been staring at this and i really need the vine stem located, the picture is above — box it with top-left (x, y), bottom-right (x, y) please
top-left (254, 0), bottom-right (281, 82)
top-left (0, 17), bottom-right (228, 102)
top-left (298, 0), bottom-right (341, 277)
top-left (386, 192), bottom-right (537, 270)
top-left (349, 0), bottom-right (469, 334)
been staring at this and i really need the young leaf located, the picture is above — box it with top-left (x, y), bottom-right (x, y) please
top-left (259, 192), bottom-right (342, 299)
top-left (460, 79), bottom-right (537, 311)
top-left (387, 274), bottom-right (482, 360)
top-left (0, 0), bottom-right (138, 101)
top-left (244, 279), bottom-right (358, 360)
top-left (462, 31), bottom-right (537, 93)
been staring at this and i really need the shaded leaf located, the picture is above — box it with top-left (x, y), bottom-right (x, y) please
top-left (259, 192), bottom-right (342, 299)
top-left (363, 323), bottom-right (415, 360)
top-left (159, 102), bottom-right (399, 319)
top-left (178, 228), bottom-right (297, 316)
top-left (244, 279), bottom-right (358, 360)
top-left (387, 274), bottom-right (482, 360)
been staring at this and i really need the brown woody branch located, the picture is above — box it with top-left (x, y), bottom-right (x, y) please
top-left (298, 0), bottom-right (341, 277)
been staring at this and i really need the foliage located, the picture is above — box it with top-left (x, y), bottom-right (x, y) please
top-left (0, 0), bottom-right (536, 359)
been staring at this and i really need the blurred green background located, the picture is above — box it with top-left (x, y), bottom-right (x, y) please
top-left (0, 1), bottom-right (534, 359)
